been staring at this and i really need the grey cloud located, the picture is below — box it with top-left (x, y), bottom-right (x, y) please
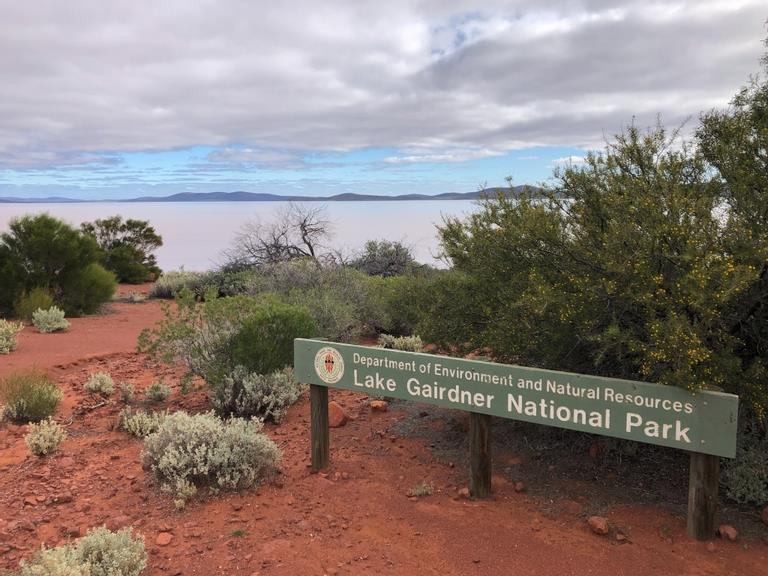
top-left (0, 0), bottom-right (765, 168)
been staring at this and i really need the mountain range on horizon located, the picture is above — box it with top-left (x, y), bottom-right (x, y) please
top-left (0, 186), bottom-right (540, 204)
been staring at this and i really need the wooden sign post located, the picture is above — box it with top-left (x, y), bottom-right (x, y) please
top-left (296, 339), bottom-right (739, 540)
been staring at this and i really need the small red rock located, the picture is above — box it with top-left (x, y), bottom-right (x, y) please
top-left (514, 482), bottom-right (525, 493)
top-left (370, 400), bottom-right (388, 412)
top-left (156, 532), bottom-right (173, 546)
top-left (717, 524), bottom-right (738, 542)
top-left (706, 541), bottom-right (716, 552)
top-left (762, 506), bottom-right (768, 527)
top-left (456, 487), bottom-right (471, 500)
top-left (328, 402), bottom-right (348, 428)
top-left (587, 516), bottom-right (609, 536)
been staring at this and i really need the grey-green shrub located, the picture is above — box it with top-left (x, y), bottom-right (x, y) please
top-left (25, 418), bottom-right (67, 456)
top-left (149, 270), bottom-right (206, 299)
top-left (0, 318), bottom-right (24, 354)
top-left (32, 306), bottom-right (70, 333)
top-left (120, 408), bottom-right (167, 438)
top-left (0, 369), bottom-right (62, 422)
top-left (119, 382), bottom-right (135, 403)
top-left (145, 381), bottom-right (171, 403)
top-left (84, 372), bottom-right (115, 396)
top-left (141, 411), bottom-right (280, 504)
top-left (378, 334), bottom-right (423, 352)
top-left (19, 526), bottom-right (146, 576)
top-left (213, 367), bottom-right (305, 422)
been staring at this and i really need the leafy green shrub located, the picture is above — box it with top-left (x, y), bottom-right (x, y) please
top-left (213, 367), bottom-right (305, 422)
top-left (141, 411), bottom-right (280, 504)
top-left (32, 306), bottom-right (70, 333)
top-left (0, 319), bottom-right (24, 354)
top-left (437, 124), bottom-right (768, 417)
top-left (14, 287), bottom-right (54, 321)
top-left (145, 381), bottom-right (171, 403)
top-left (351, 239), bottom-right (415, 277)
top-left (0, 214), bottom-right (115, 317)
top-left (0, 369), bottom-right (62, 422)
top-left (246, 260), bottom-right (389, 340)
top-left (25, 418), bottom-right (67, 456)
top-left (229, 302), bottom-right (315, 375)
top-left (18, 526), bottom-right (146, 576)
top-left (149, 270), bottom-right (206, 299)
top-left (377, 334), bottom-right (423, 352)
top-left (721, 423), bottom-right (768, 505)
top-left (84, 372), bottom-right (115, 396)
top-left (81, 215), bottom-right (162, 283)
top-left (120, 408), bottom-right (167, 438)
top-left (60, 263), bottom-right (116, 315)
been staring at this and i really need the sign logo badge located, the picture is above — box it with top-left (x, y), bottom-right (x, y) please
top-left (314, 346), bottom-right (344, 384)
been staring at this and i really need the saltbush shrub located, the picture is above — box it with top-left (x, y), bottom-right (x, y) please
top-left (18, 526), bottom-right (146, 576)
top-left (32, 306), bottom-right (70, 333)
top-left (0, 319), bottom-right (24, 354)
top-left (213, 367), bottom-right (305, 422)
top-left (15, 287), bottom-right (54, 322)
top-left (84, 372), bottom-right (115, 396)
top-left (377, 334), bottom-right (423, 352)
top-left (141, 411), bottom-right (280, 504)
top-left (25, 418), bottom-right (67, 456)
top-left (145, 381), bottom-right (171, 403)
top-left (120, 408), bottom-right (167, 438)
top-left (0, 369), bottom-right (62, 422)
top-left (149, 270), bottom-right (206, 299)
top-left (119, 382), bottom-right (135, 403)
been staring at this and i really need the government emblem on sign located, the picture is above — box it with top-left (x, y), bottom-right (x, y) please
top-left (314, 346), bottom-right (344, 384)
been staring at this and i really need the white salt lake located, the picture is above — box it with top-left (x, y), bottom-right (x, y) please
top-left (0, 201), bottom-right (478, 271)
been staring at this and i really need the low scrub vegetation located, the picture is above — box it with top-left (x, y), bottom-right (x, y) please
top-left (0, 214), bottom-right (116, 317)
top-left (120, 408), bottom-right (167, 438)
top-left (16, 526), bottom-right (146, 576)
top-left (84, 372), bottom-right (115, 396)
top-left (378, 334), bottom-right (424, 352)
top-left (145, 381), bottom-right (171, 403)
top-left (32, 306), bottom-right (69, 333)
top-left (141, 411), bottom-right (280, 506)
top-left (25, 418), bottom-right (67, 456)
top-left (0, 369), bottom-right (62, 422)
top-left (14, 287), bottom-right (54, 321)
top-left (213, 367), bottom-right (305, 422)
top-left (0, 319), bottom-right (24, 354)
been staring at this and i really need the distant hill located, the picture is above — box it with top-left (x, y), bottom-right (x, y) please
top-left (0, 186), bottom-right (542, 204)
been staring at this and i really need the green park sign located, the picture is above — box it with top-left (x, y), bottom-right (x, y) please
top-left (294, 338), bottom-right (739, 458)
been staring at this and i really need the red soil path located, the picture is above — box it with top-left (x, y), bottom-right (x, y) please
top-left (0, 288), bottom-right (766, 575)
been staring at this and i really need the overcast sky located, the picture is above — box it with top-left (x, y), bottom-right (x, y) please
top-left (0, 0), bottom-right (765, 199)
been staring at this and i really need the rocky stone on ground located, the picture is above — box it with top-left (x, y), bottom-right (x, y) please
top-left (587, 516), bottom-right (609, 536)
top-left (370, 400), bottom-right (388, 412)
top-left (328, 402), bottom-right (348, 428)
top-left (717, 524), bottom-right (738, 542)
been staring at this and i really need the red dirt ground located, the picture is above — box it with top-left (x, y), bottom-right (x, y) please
top-left (0, 288), bottom-right (766, 575)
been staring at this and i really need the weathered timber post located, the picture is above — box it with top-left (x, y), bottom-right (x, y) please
top-left (686, 452), bottom-right (720, 540)
top-left (310, 384), bottom-right (330, 471)
top-left (469, 412), bottom-right (492, 498)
